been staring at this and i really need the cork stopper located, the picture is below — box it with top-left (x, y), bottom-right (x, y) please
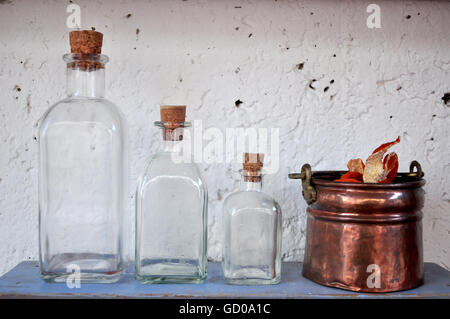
top-left (243, 153), bottom-right (264, 182)
top-left (160, 105), bottom-right (186, 124)
top-left (68, 30), bottom-right (104, 71)
top-left (70, 30), bottom-right (103, 54)
top-left (160, 105), bottom-right (187, 140)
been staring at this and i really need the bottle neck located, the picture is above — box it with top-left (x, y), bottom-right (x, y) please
top-left (160, 139), bottom-right (179, 153)
top-left (66, 67), bottom-right (105, 98)
top-left (157, 125), bottom-right (186, 153)
top-left (240, 175), bottom-right (262, 192)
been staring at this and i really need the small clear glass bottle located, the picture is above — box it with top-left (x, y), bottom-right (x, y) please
top-left (223, 153), bottom-right (282, 285)
top-left (135, 105), bottom-right (208, 283)
top-left (39, 31), bottom-right (127, 283)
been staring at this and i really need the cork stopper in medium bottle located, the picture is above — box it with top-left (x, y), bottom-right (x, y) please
top-left (160, 105), bottom-right (187, 140)
top-left (68, 30), bottom-right (104, 71)
top-left (69, 30), bottom-right (103, 54)
top-left (243, 153), bottom-right (264, 182)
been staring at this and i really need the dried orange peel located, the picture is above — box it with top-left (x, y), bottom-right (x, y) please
top-left (335, 171), bottom-right (364, 183)
top-left (335, 136), bottom-right (400, 184)
top-left (347, 158), bottom-right (365, 174)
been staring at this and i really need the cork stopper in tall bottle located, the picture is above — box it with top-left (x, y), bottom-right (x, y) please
top-left (160, 105), bottom-right (187, 140)
top-left (243, 153), bottom-right (264, 182)
top-left (68, 30), bottom-right (104, 71)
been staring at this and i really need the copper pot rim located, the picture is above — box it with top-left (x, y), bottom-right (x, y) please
top-left (311, 171), bottom-right (425, 189)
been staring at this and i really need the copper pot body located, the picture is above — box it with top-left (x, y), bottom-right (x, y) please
top-left (299, 171), bottom-right (425, 292)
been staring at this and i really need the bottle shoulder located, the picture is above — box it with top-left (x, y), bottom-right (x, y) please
top-left (146, 152), bottom-right (203, 170)
top-left (138, 152), bottom-right (207, 189)
top-left (224, 190), bottom-right (281, 213)
top-left (49, 97), bottom-right (123, 115)
top-left (39, 97), bottom-right (126, 133)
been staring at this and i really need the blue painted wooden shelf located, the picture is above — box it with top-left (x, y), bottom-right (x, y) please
top-left (0, 262), bottom-right (449, 298)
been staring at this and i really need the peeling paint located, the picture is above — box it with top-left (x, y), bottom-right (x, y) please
top-left (25, 95), bottom-right (31, 114)
top-left (442, 93), bottom-right (450, 105)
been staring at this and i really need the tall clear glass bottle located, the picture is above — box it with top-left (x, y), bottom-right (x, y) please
top-left (223, 153), bottom-right (282, 285)
top-left (135, 105), bottom-right (208, 283)
top-left (39, 31), bottom-right (127, 283)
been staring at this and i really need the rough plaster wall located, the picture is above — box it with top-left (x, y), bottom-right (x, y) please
top-left (0, 0), bottom-right (449, 277)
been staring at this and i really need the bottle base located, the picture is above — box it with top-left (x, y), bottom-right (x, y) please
top-left (40, 253), bottom-right (123, 284)
top-left (223, 265), bottom-right (281, 285)
top-left (135, 274), bottom-right (206, 284)
top-left (40, 270), bottom-right (123, 284)
top-left (135, 260), bottom-right (206, 284)
top-left (224, 277), bottom-right (281, 285)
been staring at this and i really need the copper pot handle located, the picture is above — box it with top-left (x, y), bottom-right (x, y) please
top-left (288, 161), bottom-right (424, 205)
top-left (408, 160), bottom-right (424, 178)
top-left (288, 163), bottom-right (317, 205)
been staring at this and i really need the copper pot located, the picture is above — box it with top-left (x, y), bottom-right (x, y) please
top-left (288, 161), bottom-right (425, 293)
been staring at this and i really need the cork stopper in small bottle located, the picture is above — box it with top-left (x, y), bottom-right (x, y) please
top-left (68, 30), bottom-right (104, 71)
top-left (70, 30), bottom-right (103, 54)
top-left (243, 153), bottom-right (264, 182)
top-left (160, 105), bottom-right (187, 140)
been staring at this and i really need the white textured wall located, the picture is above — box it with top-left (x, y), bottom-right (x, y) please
top-left (0, 0), bottom-right (449, 276)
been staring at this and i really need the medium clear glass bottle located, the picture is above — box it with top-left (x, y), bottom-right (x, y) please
top-left (135, 105), bottom-right (208, 283)
top-left (39, 31), bottom-right (127, 283)
top-left (223, 153), bottom-right (282, 285)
